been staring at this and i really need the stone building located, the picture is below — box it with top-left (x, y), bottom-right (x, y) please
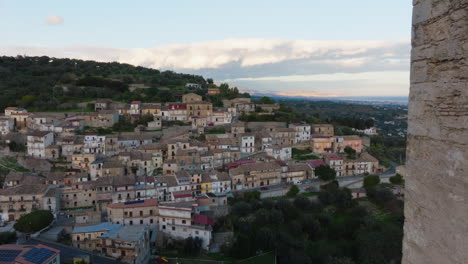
top-left (403, 1), bottom-right (467, 264)
top-left (311, 124), bottom-right (334, 136)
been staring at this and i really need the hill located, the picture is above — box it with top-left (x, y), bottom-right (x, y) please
top-left (0, 56), bottom-right (208, 111)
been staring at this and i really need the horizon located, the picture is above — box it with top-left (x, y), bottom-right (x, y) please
top-left (0, 1), bottom-right (412, 97)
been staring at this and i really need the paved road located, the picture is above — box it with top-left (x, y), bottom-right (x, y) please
top-left (22, 239), bottom-right (120, 264)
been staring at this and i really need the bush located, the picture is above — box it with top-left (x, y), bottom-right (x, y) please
top-left (14, 210), bottom-right (53, 233)
top-left (0, 232), bottom-right (17, 245)
top-left (363, 175), bottom-right (380, 188)
top-left (389, 174), bottom-right (404, 185)
top-left (315, 165), bottom-right (337, 181)
top-left (287, 185), bottom-right (300, 197)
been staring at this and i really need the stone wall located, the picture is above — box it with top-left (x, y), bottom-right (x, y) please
top-left (403, 1), bottom-right (467, 264)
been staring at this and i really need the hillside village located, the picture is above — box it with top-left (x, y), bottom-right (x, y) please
top-left (0, 83), bottom-right (388, 263)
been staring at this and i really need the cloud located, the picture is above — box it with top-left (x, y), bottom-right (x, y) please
top-left (0, 38), bottom-right (410, 96)
top-left (45, 15), bottom-right (64, 25)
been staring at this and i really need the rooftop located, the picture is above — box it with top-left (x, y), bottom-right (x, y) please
top-left (72, 222), bottom-right (121, 234)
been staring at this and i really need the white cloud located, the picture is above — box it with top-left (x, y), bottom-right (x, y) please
top-left (45, 15), bottom-right (64, 25)
top-left (0, 39), bottom-right (410, 96)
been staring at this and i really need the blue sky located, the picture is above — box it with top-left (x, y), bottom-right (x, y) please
top-left (0, 0), bottom-right (412, 97)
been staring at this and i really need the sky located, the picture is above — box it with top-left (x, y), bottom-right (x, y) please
top-left (0, 0), bottom-right (412, 97)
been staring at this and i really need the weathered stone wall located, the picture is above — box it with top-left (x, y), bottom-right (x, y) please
top-left (403, 1), bottom-right (468, 264)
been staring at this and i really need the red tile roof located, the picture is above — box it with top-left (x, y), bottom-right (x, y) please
top-left (192, 214), bottom-right (214, 226)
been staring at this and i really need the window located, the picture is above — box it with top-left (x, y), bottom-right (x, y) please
top-left (140, 220), bottom-right (143, 224)
top-left (182, 220), bottom-right (186, 224)
top-left (172, 226), bottom-right (176, 231)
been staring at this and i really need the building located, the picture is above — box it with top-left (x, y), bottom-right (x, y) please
top-left (207, 88), bottom-right (220, 95)
top-left (185, 83), bottom-right (202, 90)
top-left (311, 136), bottom-right (334, 153)
top-left (335, 135), bottom-right (363, 153)
top-left (107, 199), bottom-right (158, 227)
top-left (289, 123), bottom-right (311, 142)
top-left (312, 124), bottom-right (334, 136)
top-left (99, 225), bottom-right (151, 264)
top-left (187, 101), bottom-right (212, 118)
top-left (71, 222), bottom-right (122, 251)
top-left (240, 134), bottom-right (255, 154)
top-left (0, 184), bottom-right (55, 222)
top-left (0, 244), bottom-right (60, 264)
top-left (324, 154), bottom-right (345, 177)
top-left (265, 145), bottom-right (292, 161)
top-left (83, 134), bottom-right (106, 154)
top-left (230, 161), bottom-right (281, 190)
top-left (85, 110), bottom-right (119, 128)
top-left (27, 131), bottom-right (54, 159)
top-left (0, 117), bottom-right (14, 135)
top-left (129, 101), bottom-right (142, 115)
top-left (182, 93), bottom-right (202, 103)
top-left (4, 107), bottom-right (30, 127)
top-left (158, 202), bottom-right (212, 249)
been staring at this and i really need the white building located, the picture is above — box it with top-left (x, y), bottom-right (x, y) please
top-left (83, 134), bottom-right (106, 154)
top-left (27, 131), bottom-right (54, 159)
top-left (130, 101), bottom-right (142, 115)
top-left (240, 134), bottom-right (255, 154)
top-left (158, 202), bottom-right (212, 250)
top-left (266, 145), bottom-right (292, 161)
top-left (289, 123), bottom-right (311, 143)
top-left (0, 117), bottom-right (14, 135)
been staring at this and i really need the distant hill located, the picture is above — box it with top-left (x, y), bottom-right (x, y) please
top-left (0, 56), bottom-right (207, 111)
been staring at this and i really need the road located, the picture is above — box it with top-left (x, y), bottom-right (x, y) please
top-left (21, 239), bottom-right (120, 264)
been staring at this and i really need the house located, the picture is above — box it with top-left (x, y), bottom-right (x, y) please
top-left (240, 134), bottom-right (255, 154)
top-left (71, 222), bottom-right (121, 251)
top-left (129, 101), bottom-right (142, 115)
top-left (324, 154), bottom-right (345, 177)
top-left (182, 93), bottom-right (202, 103)
top-left (265, 144), bottom-right (292, 161)
top-left (312, 124), bottom-right (334, 136)
top-left (85, 110), bottom-right (119, 128)
top-left (4, 107), bottom-right (30, 127)
top-left (343, 152), bottom-right (380, 176)
top-left (158, 202), bottom-right (212, 250)
top-left (27, 131), bottom-right (54, 159)
top-left (95, 99), bottom-right (114, 111)
top-left (0, 244), bottom-right (60, 264)
top-left (289, 123), bottom-right (311, 142)
top-left (3, 172), bottom-right (45, 188)
top-left (0, 184), bottom-right (54, 222)
top-left (311, 136), bottom-right (334, 153)
top-left (187, 101), bottom-right (212, 119)
top-left (230, 161), bottom-right (281, 190)
top-left (257, 104), bottom-right (280, 113)
top-left (207, 88), bottom-right (220, 95)
top-left (107, 199), bottom-right (158, 227)
top-left (282, 163), bottom-right (314, 182)
top-left (99, 225), bottom-right (151, 264)
top-left (83, 134), bottom-right (106, 154)
top-left (147, 116), bottom-right (162, 130)
top-left (185, 83), bottom-right (202, 89)
top-left (270, 128), bottom-right (296, 146)
top-left (201, 170), bottom-right (231, 194)
top-left (0, 117), bottom-right (14, 135)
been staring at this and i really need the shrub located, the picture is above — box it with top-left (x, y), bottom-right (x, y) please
top-left (14, 210), bottom-right (53, 233)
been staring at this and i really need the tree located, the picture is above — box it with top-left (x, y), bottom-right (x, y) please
top-left (14, 210), bottom-right (53, 233)
top-left (363, 175), bottom-right (380, 188)
top-left (183, 236), bottom-right (203, 256)
top-left (287, 185), bottom-right (299, 197)
top-left (344, 146), bottom-right (356, 159)
top-left (315, 165), bottom-right (337, 181)
top-left (389, 174), bottom-right (404, 185)
top-left (259, 96), bottom-right (275, 104)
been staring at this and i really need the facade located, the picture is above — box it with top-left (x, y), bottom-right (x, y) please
top-left (0, 117), bottom-right (14, 135)
top-left (240, 134), bottom-right (255, 154)
top-left (83, 134), bottom-right (106, 154)
top-left (107, 199), bottom-right (158, 227)
top-left (312, 124), bottom-right (334, 136)
top-left (100, 225), bottom-right (151, 264)
top-left (230, 162), bottom-right (281, 190)
top-left (27, 131), bottom-right (54, 159)
top-left (0, 184), bottom-right (53, 222)
top-left (311, 136), bottom-right (333, 153)
top-left (289, 123), bottom-right (311, 142)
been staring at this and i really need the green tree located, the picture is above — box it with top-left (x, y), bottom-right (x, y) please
top-left (363, 175), bottom-right (380, 188)
top-left (315, 165), bottom-right (337, 181)
top-left (259, 96), bottom-right (275, 104)
top-left (287, 185), bottom-right (300, 197)
top-left (183, 236), bottom-right (203, 256)
top-left (344, 146), bottom-right (356, 159)
top-left (14, 210), bottom-right (53, 233)
top-left (389, 174), bottom-right (404, 185)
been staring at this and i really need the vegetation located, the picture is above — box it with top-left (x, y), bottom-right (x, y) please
top-left (0, 56), bottom-right (207, 111)
top-left (315, 165), bottom-right (337, 181)
top-left (389, 174), bottom-right (404, 185)
top-left (286, 185), bottom-right (299, 197)
top-left (363, 175), bottom-right (381, 189)
top-left (292, 148), bottom-right (319, 161)
top-left (0, 232), bottom-right (17, 245)
top-left (183, 237), bottom-right (203, 256)
top-left (222, 184), bottom-right (403, 264)
top-left (344, 146), bottom-right (356, 159)
top-left (369, 135), bottom-right (406, 167)
top-left (14, 210), bottom-right (54, 233)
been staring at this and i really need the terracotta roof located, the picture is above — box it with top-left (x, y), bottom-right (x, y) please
top-left (192, 214), bottom-right (214, 226)
top-left (308, 160), bottom-right (326, 168)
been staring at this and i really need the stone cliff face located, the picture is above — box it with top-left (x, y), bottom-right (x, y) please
top-left (404, 1), bottom-right (467, 263)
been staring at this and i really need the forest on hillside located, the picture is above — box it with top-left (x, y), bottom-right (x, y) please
top-left (0, 56), bottom-right (207, 111)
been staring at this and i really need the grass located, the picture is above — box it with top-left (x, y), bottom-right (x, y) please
top-left (159, 252), bottom-right (274, 264)
top-left (292, 148), bottom-right (320, 161)
top-left (0, 157), bottom-right (30, 172)
top-left (266, 191), bottom-right (319, 201)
